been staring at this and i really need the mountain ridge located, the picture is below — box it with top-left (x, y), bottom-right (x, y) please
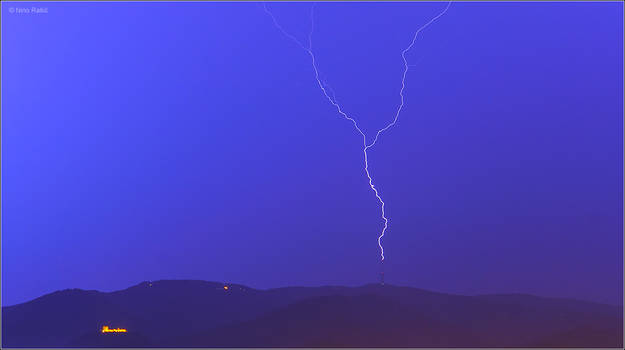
top-left (3, 279), bottom-right (622, 348)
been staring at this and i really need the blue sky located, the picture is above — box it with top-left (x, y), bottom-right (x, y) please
top-left (2, 1), bottom-right (623, 306)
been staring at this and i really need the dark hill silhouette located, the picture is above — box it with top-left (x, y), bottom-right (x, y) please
top-left (2, 280), bottom-right (622, 347)
top-left (68, 330), bottom-right (152, 348)
top-left (171, 294), bottom-right (480, 347)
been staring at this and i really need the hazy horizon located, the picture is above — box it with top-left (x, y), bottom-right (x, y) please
top-left (6, 278), bottom-right (624, 309)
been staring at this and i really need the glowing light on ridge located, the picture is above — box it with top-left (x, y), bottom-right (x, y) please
top-left (101, 326), bottom-right (127, 333)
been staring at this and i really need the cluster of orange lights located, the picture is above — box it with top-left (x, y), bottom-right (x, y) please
top-left (223, 285), bottom-right (229, 290)
top-left (101, 326), bottom-right (127, 333)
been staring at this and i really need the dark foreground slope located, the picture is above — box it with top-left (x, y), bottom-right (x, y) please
top-left (2, 280), bottom-right (622, 348)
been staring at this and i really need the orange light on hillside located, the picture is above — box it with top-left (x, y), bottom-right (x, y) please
top-left (223, 286), bottom-right (229, 290)
top-left (101, 326), bottom-right (127, 333)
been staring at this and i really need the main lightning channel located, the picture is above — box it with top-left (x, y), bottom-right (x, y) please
top-left (263, 2), bottom-right (451, 262)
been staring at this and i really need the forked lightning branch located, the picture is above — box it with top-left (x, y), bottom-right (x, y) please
top-left (263, 2), bottom-right (451, 263)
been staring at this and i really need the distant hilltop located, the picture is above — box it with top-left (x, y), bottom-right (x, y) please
top-left (2, 280), bottom-right (623, 348)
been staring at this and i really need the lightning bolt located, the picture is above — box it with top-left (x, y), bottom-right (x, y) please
top-left (263, 2), bottom-right (452, 262)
